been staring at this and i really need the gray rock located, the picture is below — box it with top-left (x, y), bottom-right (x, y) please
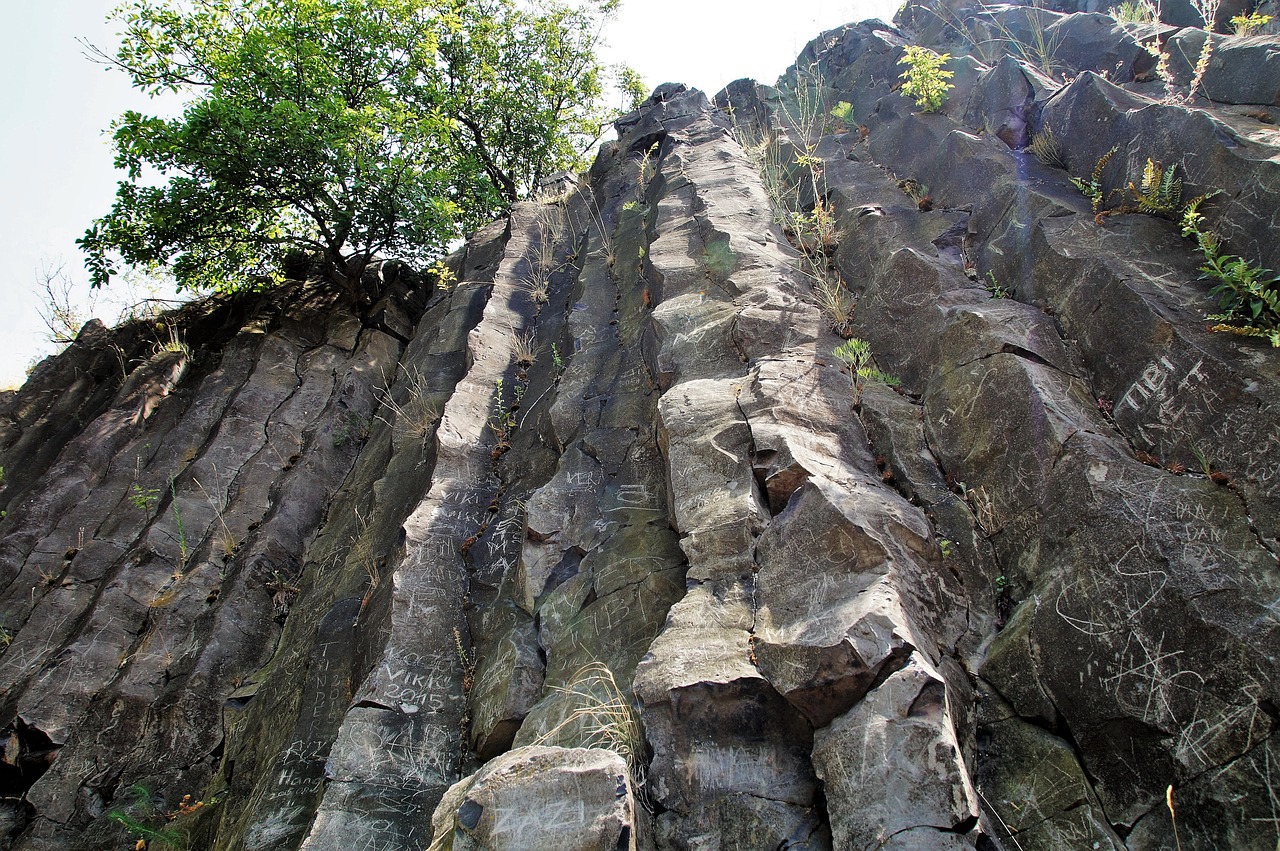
top-left (3, 5), bottom-right (1279, 849)
top-left (1164, 29), bottom-right (1280, 105)
top-left (430, 746), bottom-right (638, 851)
top-left (814, 657), bottom-right (979, 849)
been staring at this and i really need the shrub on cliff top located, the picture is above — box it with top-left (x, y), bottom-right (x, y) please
top-left (80, 0), bottom-right (640, 301)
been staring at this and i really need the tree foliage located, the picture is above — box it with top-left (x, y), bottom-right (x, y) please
top-left (81, 0), bottom-right (638, 298)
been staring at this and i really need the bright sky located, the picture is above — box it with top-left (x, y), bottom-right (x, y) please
top-left (0, 0), bottom-right (899, 389)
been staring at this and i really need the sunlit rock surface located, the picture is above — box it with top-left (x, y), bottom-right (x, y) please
top-left (1, 2), bottom-right (1277, 848)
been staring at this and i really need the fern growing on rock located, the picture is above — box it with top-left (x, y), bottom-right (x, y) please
top-left (1181, 196), bottom-right (1280, 346)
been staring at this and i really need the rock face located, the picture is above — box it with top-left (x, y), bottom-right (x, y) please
top-left (1, 2), bottom-right (1278, 849)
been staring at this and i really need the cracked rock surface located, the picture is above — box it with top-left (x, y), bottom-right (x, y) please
top-left (0, 2), bottom-right (1277, 848)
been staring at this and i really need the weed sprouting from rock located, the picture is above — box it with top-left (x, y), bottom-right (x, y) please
top-left (531, 662), bottom-right (646, 796)
top-left (1027, 127), bottom-right (1066, 169)
top-left (1069, 147), bottom-right (1118, 215)
top-left (1230, 11), bottom-right (1272, 34)
top-left (834, 338), bottom-right (899, 404)
top-left (898, 46), bottom-right (954, 113)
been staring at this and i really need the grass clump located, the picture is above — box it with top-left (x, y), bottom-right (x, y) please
top-left (530, 662), bottom-right (645, 787)
top-left (814, 276), bottom-right (856, 338)
top-left (1113, 0), bottom-right (1157, 23)
top-left (1027, 127), bottom-right (1066, 169)
top-left (727, 69), bottom-right (858, 341)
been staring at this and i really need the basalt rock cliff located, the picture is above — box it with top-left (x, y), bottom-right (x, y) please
top-left (1, 2), bottom-right (1278, 848)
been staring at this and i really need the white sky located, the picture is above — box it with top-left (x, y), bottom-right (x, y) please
top-left (0, 0), bottom-right (899, 388)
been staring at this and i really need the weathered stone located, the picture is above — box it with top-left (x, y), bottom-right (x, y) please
top-left (239, 598), bottom-right (361, 851)
top-left (752, 477), bottom-right (930, 728)
top-left (813, 656), bottom-right (979, 849)
top-left (430, 746), bottom-right (638, 851)
top-left (1164, 29), bottom-right (1280, 105)
top-left (467, 613), bottom-right (544, 760)
top-left (965, 56), bottom-right (1039, 148)
top-left (1039, 71), bottom-right (1280, 272)
top-left (976, 711), bottom-right (1125, 850)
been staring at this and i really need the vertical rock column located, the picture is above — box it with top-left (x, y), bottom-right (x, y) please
top-left (210, 228), bottom-right (509, 851)
top-left (298, 212), bottom-right (548, 849)
top-left (632, 88), bottom-right (980, 848)
top-left (0, 289), bottom-right (408, 849)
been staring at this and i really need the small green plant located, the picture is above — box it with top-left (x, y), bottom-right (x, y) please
top-left (1069, 147), bottom-right (1118, 215)
top-left (1126, 158), bottom-right (1185, 217)
top-left (994, 574), bottom-right (1009, 592)
top-left (787, 198), bottom-right (841, 253)
top-left (829, 100), bottom-right (853, 127)
top-left (833, 338), bottom-right (900, 404)
top-left (452, 626), bottom-right (477, 695)
top-left (488, 377), bottom-right (517, 459)
top-left (332, 411), bottom-right (371, 448)
top-left (429, 259), bottom-right (456, 291)
top-left (1200, 252), bottom-right (1280, 345)
top-left (1230, 11), bottom-right (1271, 33)
top-left (1113, 0), bottom-right (1157, 23)
top-left (550, 343), bottom-right (565, 372)
top-left (898, 46), bottom-right (954, 113)
top-left (130, 483), bottom-right (160, 512)
top-left (108, 784), bottom-right (185, 849)
top-left (169, 479), bottom-right (187, 566)
top-left (985, 271), bottom-right (1011, 299)
top-left (834, 338), bottom-right (872, 404)
top-left (1190, 445), bottom-right (1213, 476)
top-left (897, 178), bottom-right (933, 211)
top-left (939, 539), bottom-right (954, 558)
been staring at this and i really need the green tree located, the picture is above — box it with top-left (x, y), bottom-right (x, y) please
top-left (81, 0), bottom-right (633, 300)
